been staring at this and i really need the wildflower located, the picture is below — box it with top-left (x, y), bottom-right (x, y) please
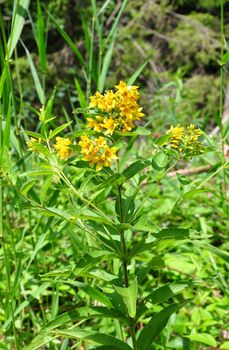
top-left (166, 125), bottom-right (184, 149)
top-left (87, 81), bottom-right (144, 134)
top-left (79, 135), bottom-right (118, 171)
top-left (54, 136), bottom-right (72, 159)
top-left (87, 117), bottom-right (104, 132)
top-left (27, 137), bottom-right (39, 152)
top-left (103, 117), bottom-right (117, 135)
top-left (165, 124), bottom-right (204, 157)
top-left (184, 124), bottom-right (204, 156)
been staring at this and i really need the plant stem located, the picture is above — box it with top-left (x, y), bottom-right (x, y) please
top-left (117, 184), bottom-right (138, 350)
top-left (117, 185), bottom-right (128, 287)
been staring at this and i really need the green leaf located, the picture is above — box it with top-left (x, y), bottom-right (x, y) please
top-left (21, 41), bottom-right (45, 104)
top-left (105, 0), bottom-right (127, 45)
top-left (153, 134), bottom-right (170, 146)
top-left (45, 8), bottom-right (84, 65)
top-left (24, 131), bottom-right (46, 141)
top-left (220, 341), bottom-right (229, 349)
top-left (177, 173), bottom-right (191, 185)
top-left (151, 152), bottom-right (169, 171)
top-left (71, 282), bottom-right (113, 307)
top-left (20, 179), bottom-right (36, 195)
top-left (26, 233), bottom-right (49, 272)
top-left (74, 78), bottom-right (87, 108)
top-left (42, 306), bottom-right (126, 331)
top-left (72, 252), bottom-right (113, 277)
top-left (213, 110), bottom-right (221, 128)
top-left (183, 188), bottom-right (212, 199)
top-left (53, 329), bottom-right (132, 350)
top-left (33, 207), bottom-right (73, 221)
top-left (221, 50), bottom-right (229, 65)
top-left (25, 334), bottom-right (57, 350)
top-left (72, 107), bottom-right (94, 115)
top-left (4, 283), bottom-right (50, 330)
top-left (122, 160), bottom-right (150, 179)
top-left (115, 196), bottom-right (135, 223)
top-left (98, 36), bottom-right (115, 92)
top-left (114, 277), bottom-right (138, 318)
top-left (127, 50), bottom-right (154, 86)
top-left (195, 242), bottom-right (229, 264)
top-left (152, 228), bottom-right (190, 241)
top-left (19, 170), bottom-right (54, 178)
top-left (94, 347), bottom-right (122, 350)
top-left (7, 0), bottom-right (30, 58)
top-left (115, 126), bottom-right (151, 136)
top-left (86, 269), bottom-right (117, 282)
top-left (137, 300), bottom-right (190, 350)
top-left (48, 122), bottom-right (72, 140)
top-left (37, 0), bottom-right (46, 73)
top-left (137, 284), bottom-right (188, 319)
top-left (189, 333), bottom-right (217, 347)
top-left (74, 208), bottom-right (113, 225)
top-left (98, 174), bottom-right (125, 190)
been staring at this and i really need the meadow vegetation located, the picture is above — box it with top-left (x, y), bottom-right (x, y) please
top-left (0, 1), bottom-right (228, 349)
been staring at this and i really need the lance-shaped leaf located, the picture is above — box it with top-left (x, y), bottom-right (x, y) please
top-left (152, 228), bottom-right (190, 241)
top-left (114, 277), bottom-right (138, 318)
top-left (53, 329), bottom-right (132, 350)
top-left (7, 0), bottom-right (30, 58)
top-left (41, 306), bottom-right (127, 331)
top-left (137, 300), bottom-right (191, 350)
top-left (122, 159), bottom-right (151, 180)
top-left (48, 122), bottom-right (72, 140)
top-left (137, 284), bottom-right (188, 319)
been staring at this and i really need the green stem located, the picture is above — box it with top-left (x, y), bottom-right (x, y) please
top-left (117, 184), bottom-right (138, 350)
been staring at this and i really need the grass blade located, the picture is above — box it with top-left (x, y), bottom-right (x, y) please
top-left (21, 41), bottom-right (45, 104)
top-left (7, 0), bottom-right (30, 58)
top-left (45, 7), bottom-right (84, 65)
top-left (37, 0), bottom-right (46, 73)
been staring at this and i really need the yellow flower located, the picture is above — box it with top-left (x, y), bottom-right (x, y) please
top-left (88, 81), bottom-right (144, 134)
top-left (54, 136), bottom-right (72, 159)
top-left (166, 125), bottom-right (184, 149)
top-left (103, 117), bottom-right (117, 135)
top-left (79, 135), bottom-right (118, 171)
top-left (165, 124), bottom-right (204, 157)
top-left (27, 137), bottom-right (39, 152)
top-left (89, 92), bottom-right (104, 109)
top-left (184, 124), bottom-right (204, 155)
top-left (87, 117), bottom-right (104, 132)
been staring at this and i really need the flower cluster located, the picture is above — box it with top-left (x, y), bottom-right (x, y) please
top-left (166, 126), bottom-right (184, 149)
top-left (79, 135), bottom-right (118, 171)
top-left (54, 137), bottom-right (72, 159)
top-left (87, 81), bottom-right (144, 134)
top-left (27, 82), bottom-right (144, 171)
top-left (166, 124), bottom-right (204, 157)
top-left (27, 138), bottom-right (39, 152)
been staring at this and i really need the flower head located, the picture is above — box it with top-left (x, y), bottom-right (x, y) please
top-left (166, 125), bottom-right (184, 149)
top-left (54, 137), bottom-right (72, 159)
top-left (79, 135), bottom-right (118, 171)
top-left (27, 137), bottom-right (40, 152)
top-left (184, 124), bottom-right (204, 156)
top-left (165, 124), bottom-right (204, 157)
top-left (87, 81), bottom-right (144, 134)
